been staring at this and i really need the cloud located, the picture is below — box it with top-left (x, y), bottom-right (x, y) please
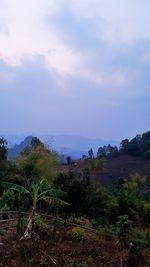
top-left (0, 1), bottom-right (150, 139)
top-left (66, 0), bottom-right (150, 44)
top-left (0, 0), bottom-right (149, 85)
top-left (0, 0), bottom-right (86, 77)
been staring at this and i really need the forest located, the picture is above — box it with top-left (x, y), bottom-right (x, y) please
top-left (1, 132), bottom-right (150, 266)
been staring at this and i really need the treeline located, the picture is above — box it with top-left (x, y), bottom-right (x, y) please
top-left (88, 131), bottom-right (150, 160)
top-left (120, 131), bottom-right (150, 159)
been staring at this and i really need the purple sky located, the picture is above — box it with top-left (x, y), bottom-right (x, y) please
top-left (0, 0), bottom-right (150, 140)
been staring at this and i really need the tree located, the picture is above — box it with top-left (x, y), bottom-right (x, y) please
top-left (97, 147), bottom-right (106, 158)
top-left (97, 145), bottom-right (119, 159)
top-left (1, 180), bottom-right (69, 239)
top-left (88, 148), bottom-right (94, 159)
top-left (31, 137), bottom-right (44, 149)
top-left (120, 139), bottom-right (129, 153)
top-left (0, 137), bottom-right (8, 161)
top-left (16, 141), bottom-right (60, 184)
top-left (66, 156), bottom-right (71, 165)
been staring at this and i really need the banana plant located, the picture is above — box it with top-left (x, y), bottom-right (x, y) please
top-left (1, 179), bottom-right (69, 239)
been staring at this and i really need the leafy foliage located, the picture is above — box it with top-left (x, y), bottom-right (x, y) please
top-left (117, 215), bottom-right (133, 247)
top-left (1, 203), bottom-right (11, 219)
top-left (0, 137), bottom-right (8, 161)
top-left (1, 182), bottom-right (30, 194)
top-left (0, 189), bottom-right (15, 209)
top-left (71, 227), bottom-right (85, 240)
top-left (33, 213), bottom-right (49, 233)
top-left (120, 131), bottom-right (150, 159)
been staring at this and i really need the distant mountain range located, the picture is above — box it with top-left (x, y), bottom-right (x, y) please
top-left (0, 134), bottom-right (118, 159)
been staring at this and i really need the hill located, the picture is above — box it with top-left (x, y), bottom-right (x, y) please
top-left (97, 154), bottom-right (150, 185)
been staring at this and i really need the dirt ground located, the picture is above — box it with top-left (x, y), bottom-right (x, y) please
top-left (0, 225), bottom-right (128, 267)
top-left (1, 220), bottom-right (150, 267)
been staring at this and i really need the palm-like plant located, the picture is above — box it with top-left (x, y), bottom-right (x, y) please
top-left (1, 179), bottom-right (69, 239)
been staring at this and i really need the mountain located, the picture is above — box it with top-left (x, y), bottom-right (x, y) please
top-left (0, 134), bottom-right (118, 159)
top-left (8, 136), bottom-right (33, 159)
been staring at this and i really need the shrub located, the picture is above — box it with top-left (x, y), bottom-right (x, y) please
top-left (1, 203), bottom-right (10, 220)
top-left (0, 189), bottom-right (15, 209)
top-left (71, 226), bottom-right (85, 240)
top-left (33, 213), bottom-right (49, 234)
top-left (91, 218), bottom-right (99, 229)
top-left (117, 215), bottom-right (133, 247)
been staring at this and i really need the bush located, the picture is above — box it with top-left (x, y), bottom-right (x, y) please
top-left (91, 217), bottom-right (109, 229)
top-left (71, 226), bottom-right (85, 240)
top-left (1, 203), bottom-right (10, 220)
top-left (0, 189), bottom-right (15, 209)
top-left (117, 215), bottom-right (133, 247)
top-left (33, 213), bottom-right (49, 234)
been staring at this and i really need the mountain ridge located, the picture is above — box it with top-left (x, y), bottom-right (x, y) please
top-left (1, 134), bottom-right (118, 159)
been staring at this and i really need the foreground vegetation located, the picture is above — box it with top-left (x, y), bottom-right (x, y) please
top-left (1, 133), bottom-right (150, 266)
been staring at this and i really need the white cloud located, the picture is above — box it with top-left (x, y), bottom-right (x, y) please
top-left (0, 0), bottom-right (85, 76)
top-left (66, 0), bottom-right (150, 44)
top-left (0, 0), bottom-right (148, 90)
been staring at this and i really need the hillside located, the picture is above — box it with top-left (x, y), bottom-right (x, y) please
top-left (7, 134), bottom-right (150, 186)
top-left (98, 154), bottom-right (150, 185)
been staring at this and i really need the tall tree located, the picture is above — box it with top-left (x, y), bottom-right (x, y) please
top-left (88, 148), bottom-right (94, 159)
top-left (16, 140), bottom-right (60, 184)
top-left (0, 137), bottom-right (8, 161)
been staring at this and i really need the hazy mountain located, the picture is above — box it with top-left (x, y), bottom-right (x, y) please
top-left (0, 134), bottom-right (118, 159)
top-left (8, 136), bottom-right (33, 159)
top-left (1, 134), bottom-right (30, 147)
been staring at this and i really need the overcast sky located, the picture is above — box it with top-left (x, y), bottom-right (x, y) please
top-left (0, 0), bottom-right (150, 140)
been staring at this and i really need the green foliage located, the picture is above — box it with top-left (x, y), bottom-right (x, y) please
top-left (33, 213), bottom-right (49, 233)
top-left (0, 137), bottom-right (8, 161)
top-left (0, 189), bottom-right (15, 209)
top-left (131, 228), bottom-right (148, 247)
top-left (117, 174), bottom-right (150, 226)
top-left (117, 215), bottom-right (133, 247)
top-left (1, 203), bottom-right (10, 219)
top-left (87, 158), bottom-right (106, 172)
top-left (1, 179), bottom-right (69, 212)
top-left (91, 218), bottom-right (116, 237)
top-left (91, 218), bottom-right (99, 229)
top-left (71, 227), bottom-right (85, 240)
top-left (73, 217), bottom-right (82, 225)
top-left (85, 185), bottom-right (118, 221)
top-left (1, 134), bottom-right (150, 254)
top-left (17, 142), bottom-right (60, 183)
top-left (1, 182), bottom-right (30, 194)
top-left (120, 131), bottom-right (150, 160)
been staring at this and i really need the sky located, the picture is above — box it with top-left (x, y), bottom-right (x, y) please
top-left (0, 0), bottom-right (150, 141)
